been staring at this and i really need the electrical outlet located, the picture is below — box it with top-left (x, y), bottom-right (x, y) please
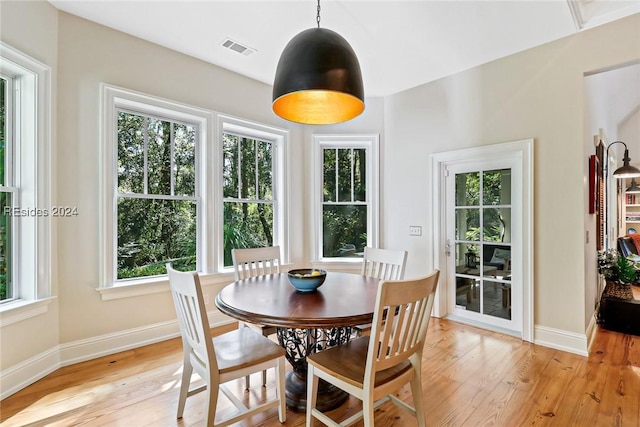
top-left (409, 225), bottom-right (422, 236)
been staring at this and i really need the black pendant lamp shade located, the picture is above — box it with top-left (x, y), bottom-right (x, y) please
top-left (272, 27), bottom-right (364, 125)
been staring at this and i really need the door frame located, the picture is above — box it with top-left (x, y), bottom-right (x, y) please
top-left (430, 139), bottom-right (534, 342)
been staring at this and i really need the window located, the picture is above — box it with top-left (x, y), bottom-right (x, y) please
top-left (102, 85), bottom-right (211, 287)
top-left (313, 135), bottom-right (379, 260)
top-left (0, 74), bottom-right (14, 301)
top-left (102, 87), bottom-right (288, 290)
top-left (220, 116), bottom-right (288, 267)
top-left (116, 110), bottom-right (198, 279)
top-left (0, 42), bottom-right (51, 312)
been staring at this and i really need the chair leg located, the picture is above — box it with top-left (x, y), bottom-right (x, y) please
top-left (306, 365), bottom-right (319, 427)
top-left (177, 359), bottom-right (192, 419)
top-left (277, 358), bottom-right (286, 423)
top-left (410, 370), bottom-right (427, 427)
top-left (362, 396), bottom-right (375, 427)
top-left (245, 374), bottom-right (250, 390)
top-left (204, 378), bottom-right (218, 427)
top-left (262, 328), bottom-right (270, 387)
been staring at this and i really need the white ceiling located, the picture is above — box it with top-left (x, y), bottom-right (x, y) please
top-left (49, 0), bottom-right (639, 97)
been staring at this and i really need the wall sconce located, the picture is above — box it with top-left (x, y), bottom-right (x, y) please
top-left (604, 140), bottom-right (640, 249)
top-left (607, 140), bottom-right (640, 178)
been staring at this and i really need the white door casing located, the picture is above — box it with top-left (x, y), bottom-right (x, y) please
top-left (430, 139), bottom-right (534, 342)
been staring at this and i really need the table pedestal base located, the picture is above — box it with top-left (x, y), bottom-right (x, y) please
top-left (285, 371), bottom-right (348, 412)
top-left (276, 326), bottom-right (352, 412)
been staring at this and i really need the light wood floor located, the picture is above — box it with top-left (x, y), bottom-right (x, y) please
top-left (1, 319), bottom-right (639, 426)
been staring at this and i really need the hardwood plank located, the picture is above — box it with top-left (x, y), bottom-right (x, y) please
top-left (1, 320), bottom-right (639, 427)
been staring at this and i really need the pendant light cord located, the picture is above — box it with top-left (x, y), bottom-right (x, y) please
top-left (316, 0), bottom-right (321, 28)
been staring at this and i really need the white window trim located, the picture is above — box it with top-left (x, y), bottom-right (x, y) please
top-left (218, 114), bottom-right (290, 269)
top-left (312, 134), bottom-right (379, 262)
top-left (99, 88), bottom-right (290, 300)
top-left (0, 42), bottom-right (52, 322)
top-left (99, 84), bottom-right (215, 291)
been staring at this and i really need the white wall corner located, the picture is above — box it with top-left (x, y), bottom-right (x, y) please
top-left (585, 313), bottom-right (599, 353)
top-left (0, 346), bottom-right (60, 400)
top-left (534, 324), bottom-right (589, 357)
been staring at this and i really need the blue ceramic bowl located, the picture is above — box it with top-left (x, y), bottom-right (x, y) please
top-left (287, 269), bottom-right (327, 292)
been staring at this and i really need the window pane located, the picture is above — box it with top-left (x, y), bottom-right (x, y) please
top-left (223, 133), bottom-right (239, 198)
top-left (353, 148), bottom-right (366, 201)
top-left (455, 242), bottom-right (480, 271)
top-left (117, 198), bottom-right (197, 279)
top-left (455, 172), bottom-right (479, 206)
top-left (0, 77), bottom-right (5, 187)
top-left (483, 169), bottom-right (511, 205)
top-left (117, 112), bottom-right (145, 194)
top-left (174, 123), bottom-right (196, 196)
top-left (455, 208), bottom-right (480, 241)
top-left (223, 202), bottom-right (273, 267)
top-left (483, 208), bottom-right (511, 243)
top-left (240, 137), bottom-right (257, 199)
top-left (323, 205), bottom-right (367, 258)
top-left (484, 280), bottom-right (511, 320)
top-left (337, 149), bottom-right (352, 202)
top-left (222, 135), bottom-right (272, 201)
top-left (147, 118), bottom-right (172, 195)
top-left (323, 149), bottom-right (336, 202)
top-left (0, 192), bottom-right (11, 300)
top-left (257, 140), bottom-right (273, 201)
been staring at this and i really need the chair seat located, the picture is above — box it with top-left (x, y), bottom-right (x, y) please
top-left (307, 336), bottom-right (412, 389)
top-left (214, 328), bottom-right (285, 374)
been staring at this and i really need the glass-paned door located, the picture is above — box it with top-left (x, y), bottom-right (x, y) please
top-left (449, 167), bottom-right (514, 328)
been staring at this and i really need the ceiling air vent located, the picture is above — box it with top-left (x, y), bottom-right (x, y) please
top-left (221, 38), bottom-right (256, 56)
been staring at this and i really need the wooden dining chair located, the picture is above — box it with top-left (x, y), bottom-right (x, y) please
top-left (354, 247), bottom-right (408, 336)
top-left (306, 270), bottom-right (440, 427)
top-left (166, 264), bottom-right (286, 426)
top-left (231, 245), bottom-right (281, 388)
top-left (361, 246), bottom-right (408, 281)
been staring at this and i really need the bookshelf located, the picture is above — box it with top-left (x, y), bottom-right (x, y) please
top-left (623, 192), bottom-right (640, 234)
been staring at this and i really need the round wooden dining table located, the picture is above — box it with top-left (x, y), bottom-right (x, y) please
top-left (215, 271), bottom-right (379, 412)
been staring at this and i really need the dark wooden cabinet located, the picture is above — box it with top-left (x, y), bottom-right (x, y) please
top-left (599, 282), bottom-right (640, 336)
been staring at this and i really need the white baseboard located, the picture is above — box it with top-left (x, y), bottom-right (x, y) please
top-left (0, 311), bottom-right (234, 400)
top-left (0, 346), bottom-right (61, 400)
top-left (534, 324), bottom-right (589, 356)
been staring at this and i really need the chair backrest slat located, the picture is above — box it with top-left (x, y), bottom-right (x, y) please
top-left (167, 264), bottom-right (217, 373)
top-left (366, 270), bottom-right (439, 375)
top-left (232, 246), bottom-right (281, 280)
top-left (361, 247), bottom-right (407, 281)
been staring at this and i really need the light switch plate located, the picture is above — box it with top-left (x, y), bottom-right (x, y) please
top-left (409, 225), bottom-right (422, 236)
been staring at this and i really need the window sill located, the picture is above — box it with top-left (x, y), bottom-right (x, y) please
top-left (97, 272), bottom-right (237, 301)
top-left (311, 259), bottom-right (363, 273)
top-left (0, 297), bottom-right (56, 327)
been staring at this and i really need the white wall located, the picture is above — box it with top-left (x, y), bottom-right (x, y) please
top-left (54, 10), bottom-right (385, 345)
top-left (0, 0), bottom-right (60, 375)
top-left (383, 14), bottom-right (640, 342)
